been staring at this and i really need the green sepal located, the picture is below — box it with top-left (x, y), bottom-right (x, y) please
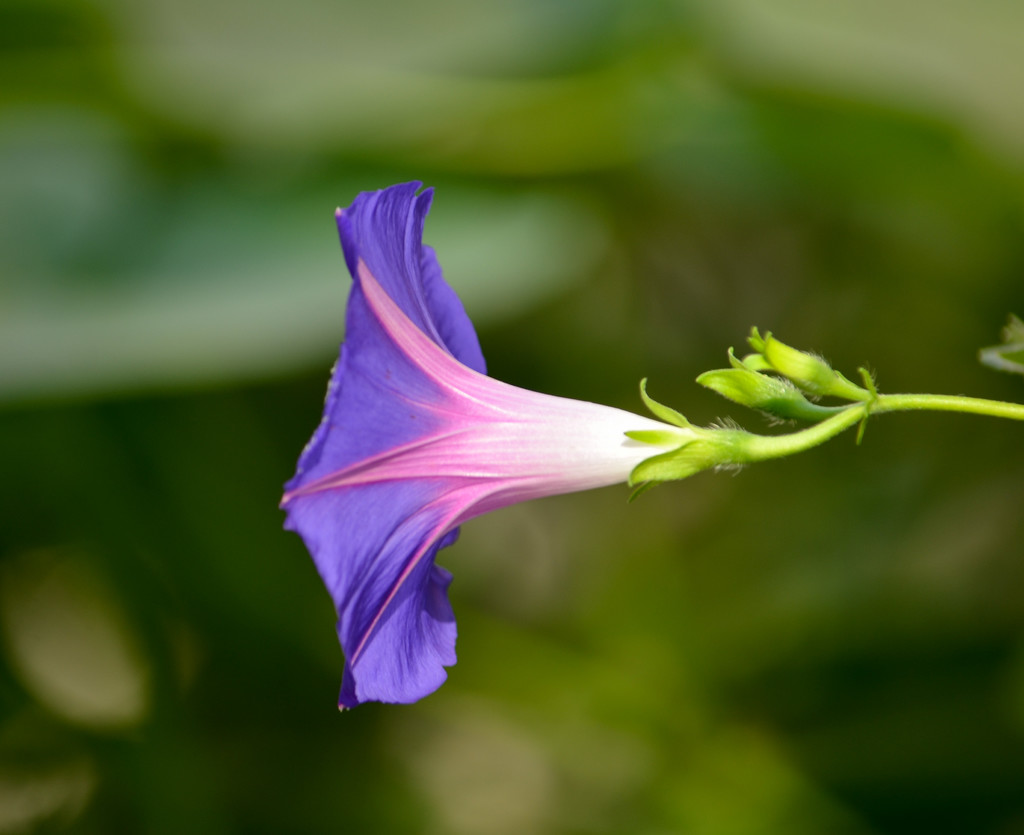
top-left (625, 429), bottom-right (690, 447)
top-left (627, 429), bottom-right (753, 488)
top-left (729, 347), bottom-right (772, 373)
top-left (628, 444), bottom-right (705, 486)
top-left (637, 378), bottom-right (691, 428)
top-left (747, 327), bottom-right (768, 354)
top-left (627, 480), bottom-right (660, 502)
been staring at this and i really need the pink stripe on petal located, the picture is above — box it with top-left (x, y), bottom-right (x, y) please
top-left (347, 493), bottom-right (467, 667)
top-left (353, 259), bottom-right (691, 498)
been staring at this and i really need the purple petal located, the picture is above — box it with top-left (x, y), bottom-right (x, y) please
top-left (336, 182), bottom-right (485, 374)
top-left (284, 479), bottom-right (467, 706)
top-left (286, 285), bottom-right (447, 489)
top-left (419, 242), bottom-right (486, 376)
top-left (284, 183), bottom-right (489, 707)
top-left (289, 184), bottom-right (485, 489)
top-left (339, 562), bottom-right (457, 707)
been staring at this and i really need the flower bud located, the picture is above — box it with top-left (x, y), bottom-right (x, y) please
top-left (748, 328), bottom-right (870, 402)
top-left (697, 365), bottom-right (837, 421)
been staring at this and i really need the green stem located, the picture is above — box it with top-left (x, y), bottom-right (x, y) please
top-left (736, 405), bottom-right (868, 463)
top-left (731, 392), bottom-right (1024, 468)
top-left (872, 393), bottom-right (1024, 421)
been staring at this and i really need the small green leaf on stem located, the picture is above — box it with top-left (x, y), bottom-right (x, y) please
top-left (979, 314), bottom-right (1024, 376)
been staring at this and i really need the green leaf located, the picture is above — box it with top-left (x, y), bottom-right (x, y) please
top-left (979, 315), bottom-right (1024, 376)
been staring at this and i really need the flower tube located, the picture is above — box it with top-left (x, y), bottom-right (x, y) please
top-left (282, 183), bottom-right (691, 707)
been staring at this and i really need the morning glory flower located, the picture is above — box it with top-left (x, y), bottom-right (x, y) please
top-left (281, 182), bottom-right (692, 708)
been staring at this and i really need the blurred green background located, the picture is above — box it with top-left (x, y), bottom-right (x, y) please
top-left (2, 0), bottom-right (1024, 832)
